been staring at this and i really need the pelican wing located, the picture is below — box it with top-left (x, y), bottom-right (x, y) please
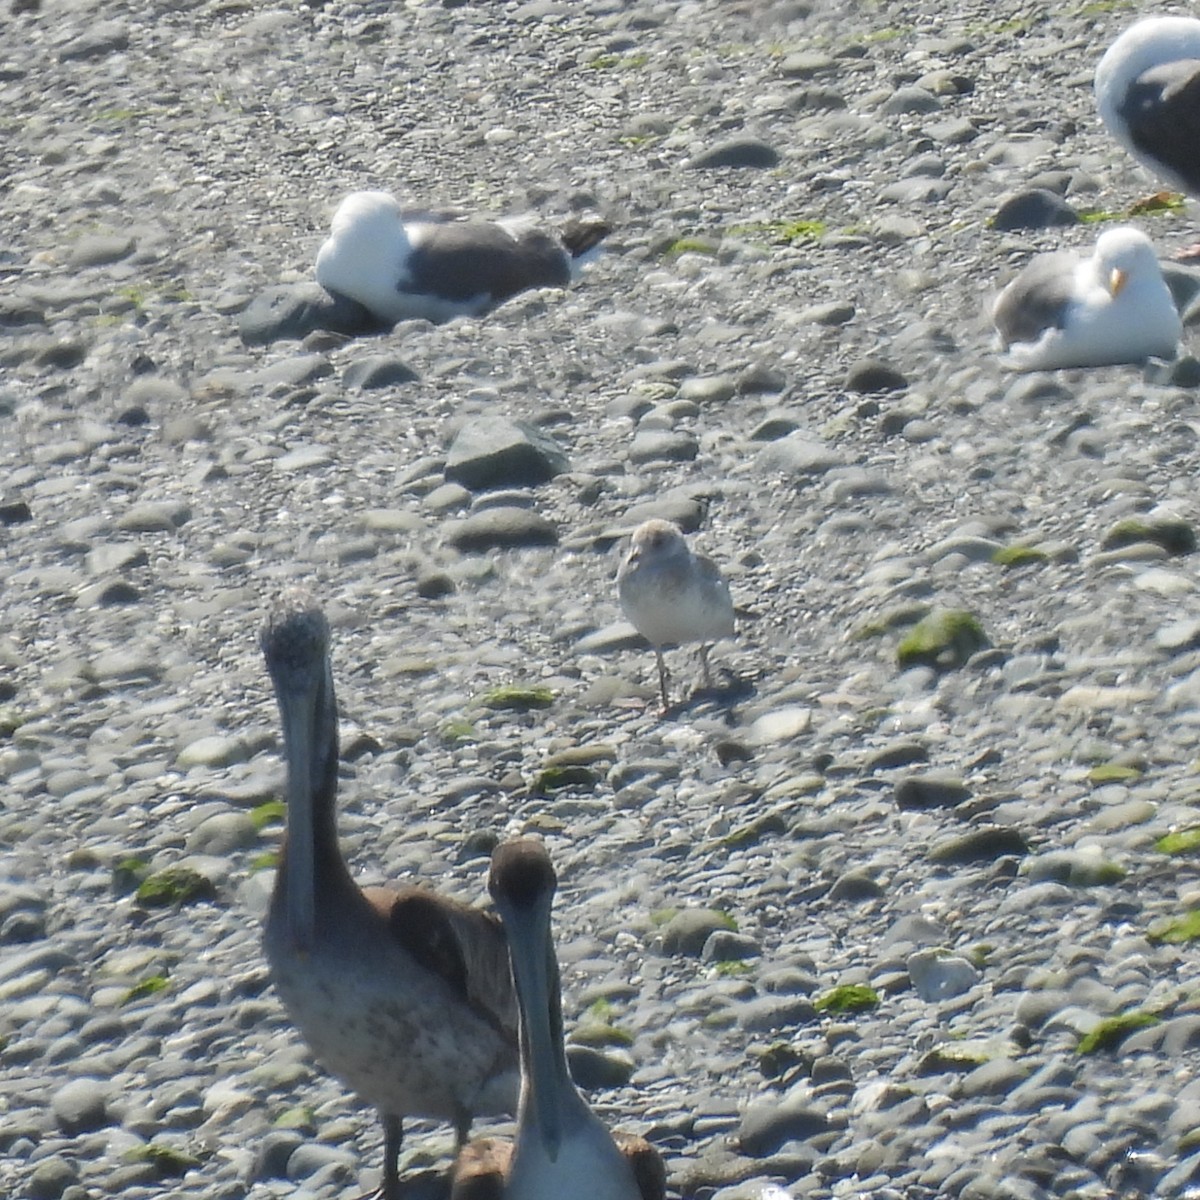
top-left (377, 885), bottom-right (519, 1039)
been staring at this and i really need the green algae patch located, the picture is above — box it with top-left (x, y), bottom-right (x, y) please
top-left (122, 1143), bottom-right (202, 1176)
top-left (1148, 910), bottom-right (1200, 945)
top-left (531, 764), bottom-right (600, 795)
top-left (714, 960), bottom-right (752, 978)
top-left (250, 850), bottom-right (279, 872)
top-left (250, 799), bottom-right (286, 831)
top-left (587, 51), bottom-right (649, 70)
top-left (1076, 1010), bottom-right (1160, 1054)
top-left (570, 1022), bottom-right (635, 1048)
top-left (1102, 517), bottom-right (1196, 556)
top-left (758, 1041), bottom-right (805, 1079)
top-left (111, 856), bottom-right (151, 897)
top-left (728, 218), bottom-right (826, 245)
top-left (1157, 827), bottom-right (1200, 855)
top-left (814, 985), bottom-right (879, 1014)
top-left (273, 1106), bottom-right (317, 1131)
top-left (851, 603), bottom-right (931, 641)
top-left (896, 609), bottom-right (988, 671)
top-left (916, 1043), bottom-right (994, 1074)
top-left (479, 685), bottom-right (555, 712)
top-left (1087, 763), bottom-right (1142, 785)
top-left (661, 236), bottom-right (720, 259)
top-left (135, 866), bottom-right (217, 908)
top-left (122, 973), bottom-right (170, 1005)
top-left (438, 718), bottom-right (478, 746)
top-left (720, 812), bottom-right (788, 849)
top-left (992, 544), bottom-right (1048, 568)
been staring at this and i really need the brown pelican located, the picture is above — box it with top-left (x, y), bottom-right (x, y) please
top-left (260, 593), bottom-right (519, 1199)
top-left (617, 519), bottom-right (735, 711)
top-left (449, 839), bottom-right (666, 1200)
top-left (315, 191), bottom-right (610, 326)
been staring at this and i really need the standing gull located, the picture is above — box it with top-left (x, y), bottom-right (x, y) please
top-left (260, 593), bottom-right (519, 1200)
top-left (315, 190), bottom-right (610, 326)
top-left (991, 225), bottom-right (1181, 371)
top-left (1095, 16), bottom-right (1200, 198)
top-left (449, 840), bottom-right (666, 1200)
top-left (617, 518), bottom-right (735, 711)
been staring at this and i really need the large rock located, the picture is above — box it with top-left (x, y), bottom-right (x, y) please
top-left (444, 417), bottom-right (569, 491)
top-left (238, 283), bottom-right (385, 345)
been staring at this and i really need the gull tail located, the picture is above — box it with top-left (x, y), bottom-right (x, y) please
top-left (560, 215), bottom-right (612, 260)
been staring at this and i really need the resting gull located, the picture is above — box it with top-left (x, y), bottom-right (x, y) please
top-left (315, 190), bottom-right (610, 325)
top-left (1095, 16), bottom-right (1200, 198)
top-left (992, 225), bottom-right (1181, 371)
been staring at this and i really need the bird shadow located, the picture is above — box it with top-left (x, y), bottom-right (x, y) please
top-left (666, 667), bottom-right (755, 723)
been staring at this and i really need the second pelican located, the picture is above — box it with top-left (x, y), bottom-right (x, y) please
top-left (449, 839), bottom-right (665, 1200)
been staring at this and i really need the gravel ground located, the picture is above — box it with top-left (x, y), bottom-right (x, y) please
top-left (4, 2), bottom-right (1200, 1199)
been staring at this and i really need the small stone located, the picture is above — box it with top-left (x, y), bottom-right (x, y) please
top-left (274, 445), bottom-right (334, 473)
top-left (660, 909), bottom-right (735, 956)
top-left (845, 359), bottom-right (908, 393)
top-left (444, 507), bottom-right (558, 552)
top-left (58, 21), bottom-right (129, 61)
top-left (342, 355), bottom-right (419, 389)
top-left (798, 300), bottom-right (854, 326)
top-left (416, 570), bottom-right (456, 599)
top-left (929, 826), bottom-right (1030, 865)
top-left (51, 1078), bottom-right (112, 1134)
top-left (881, 86), bottom-right (942, 115)
top-left (0, 497), bottom-right (32, 525)
top-left (907, 950), bottom-right (981, 1001)
top-left (702, 930), bottom-right (760, 962)
top-left (678, 375), bottom-right (736, 403)
top-left (33, 339), bottom-right (86, 370)
top-left (737, 1101), bottom-right (829, 1156)
top-left (828, 870), bottom-right (884, 902)
top-left (757, 434), bottom-right (844, 478)
top-left (780, 51), bottom-right (836, 79)
top-left (1156, 619), bottom-right (1200, 654)
top-left (991, 189), bottom-right (1079, 231)
top-left (866, 743), bottom-right (929, 771)
top-left (28, 1157), bottom-right (79, 1200)
top-left (566, 1044), bottom-right (634, 1088)
top-left (71, 233), bottom-right (136, 269)
top-left (628, 429), bottom-right (699, 464)
top-left (748, 706), bottom-right (812, 745)
top-left (737, 362), bottom-right (787, 394)
top-left (894, 774), bottom-right (970, 810)
top-left (176, 735), bottom-right (251, 770)
top-left (925, 116), bottom-right (977, 144)
top-left (116, 501), bottom-right (191, 533)
top-left (186, 811), bottom-right (258, 855)
top-left (879, 178), bottom-right (953, 204)
top-left (688, 138), bottom-right (780, 169)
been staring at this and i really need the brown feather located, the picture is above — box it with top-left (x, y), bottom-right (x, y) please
top-left (363, 884), bottom-right (519, 1042)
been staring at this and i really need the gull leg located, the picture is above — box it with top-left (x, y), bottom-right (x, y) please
top-left (380, 1113), bottom-right (402, 1200)
top-left (453, 1108), bottom-right (472, 1151)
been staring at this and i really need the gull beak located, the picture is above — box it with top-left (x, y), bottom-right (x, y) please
top-left (1109, 267), bottom-right (1128, 297)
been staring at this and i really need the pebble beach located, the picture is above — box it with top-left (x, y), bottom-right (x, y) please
top-left (4, 1), bottom-right (1200, 1198)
